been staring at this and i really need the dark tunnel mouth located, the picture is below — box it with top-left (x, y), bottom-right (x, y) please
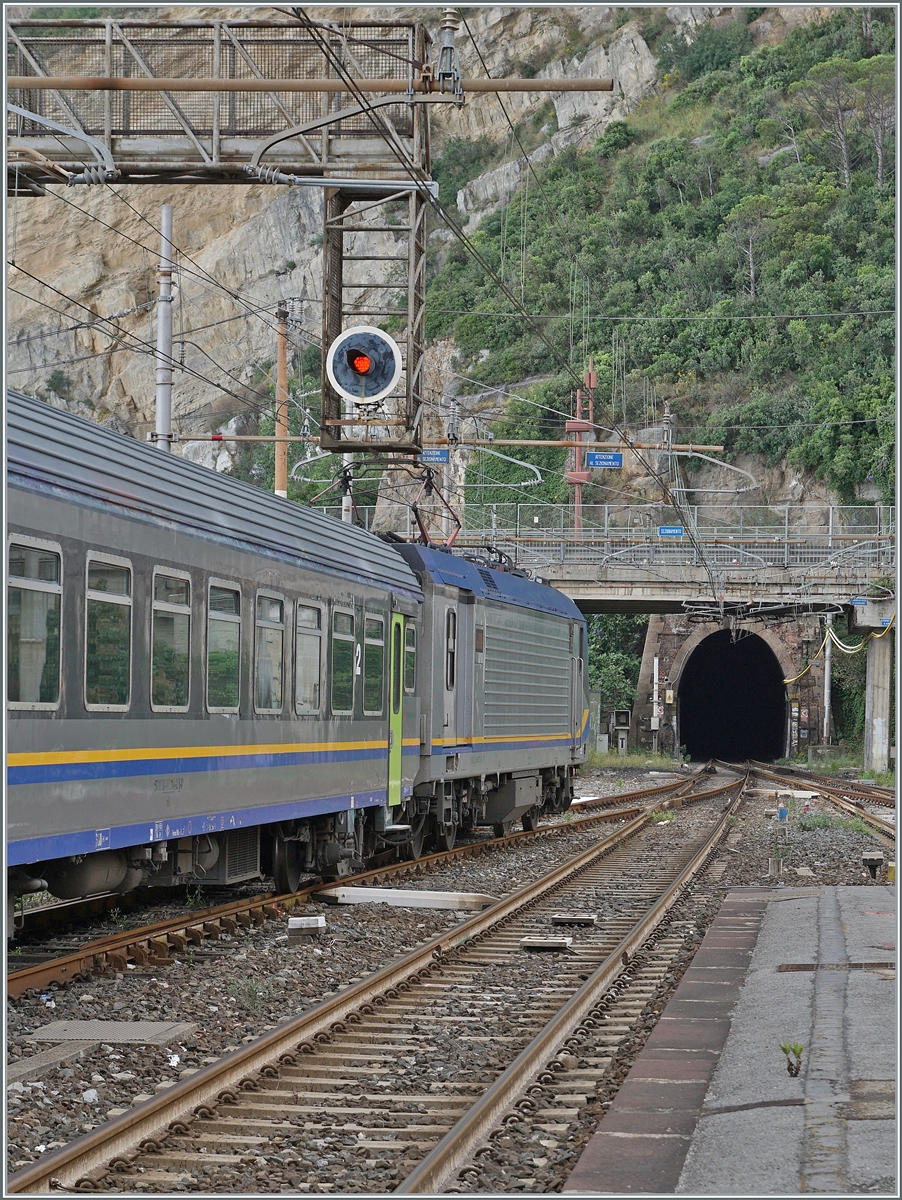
top-left (677, 630), bottom-right (787, 762)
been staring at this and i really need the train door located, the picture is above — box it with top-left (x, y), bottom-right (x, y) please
top-left (388, 614), bottom-right (403, 807)
top-left (443, 603), bottom-right (457, 747)
top-left (571, 622), bottom-right (585, 746)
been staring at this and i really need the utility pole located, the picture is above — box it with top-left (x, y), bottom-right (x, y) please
top-left (154, 202), bottom-right (174, 452)
top-left (565, 359), bottom-right (596, 532)
top-left (275, 303), bottom-right (288, 497)
top-left (341, 398), bottom-right (353, 524)
top-left (823, 614), bottom-right (834, 743)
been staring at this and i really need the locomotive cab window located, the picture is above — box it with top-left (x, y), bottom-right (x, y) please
top-left (330, 609), bottom-right (355, 714)
top-left (295, 603), bottom-right (322, 715)
top-left (8, 538), bottom-right (62, 709)
top-left (403, 624), bottom-right (417, 694)
top-left (85, 555), bottom-right (132, 710)
top-left (445, 608), bottom-right (457, 690)
top-left (207, 583), bottom-right (240, 712)
top-left (363, 614), bottom-right (385, 716)
top-left (151, 571), bottom-right (191, 710)
top-left (255, 594), bottom-right (284, 713)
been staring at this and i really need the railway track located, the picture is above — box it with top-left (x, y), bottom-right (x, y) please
top-left (7, 773), bottom-right (706, 1001)
top-left (738, 761), bottom-right (896, 848)
top-left (7, 771), bottom-right (742, 1194)
top-left (745, 759), bottom-right (895, 807)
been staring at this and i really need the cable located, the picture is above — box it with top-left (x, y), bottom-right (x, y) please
top-left (782, 613), bottom-right (895, 683)
top-left (9, 268), bottom-right (285, 420)
top-left (290, 5), bottom-right (585, 392)
top-left (427, 307), bottom-right (895, 321)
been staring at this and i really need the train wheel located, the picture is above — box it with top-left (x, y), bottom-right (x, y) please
top-left (404, 814), bottom-right (428, 860)
top-left (521, 806), bottom-right (541, 832)
top-left (434, 821), bottom-right (457, 852)
top-left (272, 836), bottom-right (303, 894)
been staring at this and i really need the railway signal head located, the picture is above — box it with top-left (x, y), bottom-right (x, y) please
top-left (326, 326), bottom-right (402, 406)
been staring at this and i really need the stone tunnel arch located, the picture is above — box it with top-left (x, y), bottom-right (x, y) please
top-left (674, 628), bottom-right (788, 762)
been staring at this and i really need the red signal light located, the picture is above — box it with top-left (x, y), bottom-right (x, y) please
top-left (351, 352), bottom-right (371, 374)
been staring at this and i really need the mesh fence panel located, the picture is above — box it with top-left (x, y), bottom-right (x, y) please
top-left (8, 23), bottom-right (415, 139)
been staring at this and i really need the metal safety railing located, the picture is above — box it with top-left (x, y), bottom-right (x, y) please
top-left (314, 503), bottom-right (895, 574)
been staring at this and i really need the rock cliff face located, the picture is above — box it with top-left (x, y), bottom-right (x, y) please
top-left (7, 4), bottom-right (837, 509)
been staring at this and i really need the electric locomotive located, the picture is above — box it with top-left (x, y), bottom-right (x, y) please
top-left (7, 389), bottom-right (588, 921)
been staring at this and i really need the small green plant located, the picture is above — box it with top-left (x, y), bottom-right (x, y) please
top-left (651, 811), bottom-right (672, 824)
top-left (107, 907), bottom-right (128, 929)
top-left (185, 884), bottom-right (207, 910)
top-left (45, 369), bottom-right (72, 397)
top-left (780, 1042), bottom-right (804, 1077)
top-left (228, 978), bottom-right (269, 1012)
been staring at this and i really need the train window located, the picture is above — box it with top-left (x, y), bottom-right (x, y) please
top-left (404, 625), bottom-right (417, 694)
top-left (7, 539), bottom-right (62, 708)
top-left (207, 583), bottom-right (240, 712)
top-left (254, 593), bottom-right (284, 713)
top-left (330, 609), bottom-right (355, 714)
top-left (363, 614), bottom-right (384, 715)
top-left (295, 604), bottom-right (322, 715)
top-left (85, 554), bottom-right (132, 710)
top-left (151, 571), bottom-right (191, 710)
top-left (445, 608), bottom-right (457, 690)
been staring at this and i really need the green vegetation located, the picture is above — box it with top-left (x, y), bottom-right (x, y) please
top-left (796, 811), bottom-right (869, 834)
top-left (585, 749), bottom-right (678, 770)
top-left (780, 1041), bottom-right (804, 1077)
top-left (427, 8), bottom-right (895, 503)
top-left (44, 370), bottom-right (71, 397)
top-left (587, 613), bottom-right (648, 711)
top-left (431, 135), bottom-right (498, 211)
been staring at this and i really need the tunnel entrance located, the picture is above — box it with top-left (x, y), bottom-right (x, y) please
top-left (678, 630), bottom-right (786, 762)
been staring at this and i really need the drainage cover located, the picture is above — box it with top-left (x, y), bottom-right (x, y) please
top-left (777, 962), bottom-right (895, 972)
top-left (27, 1019), bottom-right (197, 1044)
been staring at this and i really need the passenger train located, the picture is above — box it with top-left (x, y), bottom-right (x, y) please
top-left (7, 390), bottom-right (589, 916)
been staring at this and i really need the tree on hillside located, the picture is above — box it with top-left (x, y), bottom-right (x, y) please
top-left (790, 59), bottom-right (861, 189)
top-left (856, 55), bottom-right (895, 189)
top-left (724, 194), bottom-right (772, 300)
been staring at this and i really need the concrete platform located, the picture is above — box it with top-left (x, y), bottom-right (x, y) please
top-left (562, 886), bottom-right (896, 1195)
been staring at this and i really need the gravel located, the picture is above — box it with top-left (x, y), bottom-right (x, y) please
top-left (5, 802), bottom-right (647, 1177)
top-left (7, 774), bottom-right (890, 1188)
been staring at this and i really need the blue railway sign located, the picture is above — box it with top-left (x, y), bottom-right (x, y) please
top-left (418, 448), bottom-right (449, 464)
top-left (586, 451), bottom-right (623, 468)
top-left (658, 525), bottom-right (684, 538)
top-left (850, 597), bottom-right (868, 605)
top-left (880, 618), bottom-right (892, 627)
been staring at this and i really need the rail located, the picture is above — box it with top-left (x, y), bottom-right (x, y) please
top-left (395, 773), bottom-right (747, 1193)
top-left (7, 772), bottom-right (726, 1193)
top-left (7, 775), bottom-right (698, 999)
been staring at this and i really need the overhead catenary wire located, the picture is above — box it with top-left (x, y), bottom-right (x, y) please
top-left (9, 268), bottom-right (291, 422)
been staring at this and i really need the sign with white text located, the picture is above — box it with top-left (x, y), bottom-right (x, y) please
top-left (586, 451), bottom-right (623, 468)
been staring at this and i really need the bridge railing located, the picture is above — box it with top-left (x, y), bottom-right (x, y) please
top-left (312, 503), bottom-right (895, 574)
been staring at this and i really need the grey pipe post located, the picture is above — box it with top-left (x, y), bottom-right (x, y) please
top-left (823, 615), bottom-right (833, 744)
top-left (154, 202), bottom-right (174, 451)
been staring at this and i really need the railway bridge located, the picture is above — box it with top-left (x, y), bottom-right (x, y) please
top-left (460, 502), bottom-right (896, 774)
top-left (343, 500), bottom-right (896, 772)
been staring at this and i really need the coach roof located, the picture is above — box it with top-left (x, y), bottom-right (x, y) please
top-left (7, 389), bottom-right (422, 600)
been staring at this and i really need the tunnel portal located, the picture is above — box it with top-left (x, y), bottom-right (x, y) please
top-left (678, 630), bottom-right (786, 762)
